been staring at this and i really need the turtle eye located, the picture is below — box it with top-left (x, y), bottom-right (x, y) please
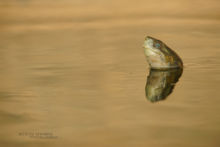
top-left (155, 43), bottom-right (161, 48)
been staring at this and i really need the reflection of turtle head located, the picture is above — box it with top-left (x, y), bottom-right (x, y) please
top-left (145, 68), bottom-right (183, 102)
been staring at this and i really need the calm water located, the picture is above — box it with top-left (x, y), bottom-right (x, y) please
top-left (0, 0), bottom-right (220, 146)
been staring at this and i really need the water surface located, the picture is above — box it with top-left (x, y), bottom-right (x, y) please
top-left (0, 0), bottom-right (220, 146)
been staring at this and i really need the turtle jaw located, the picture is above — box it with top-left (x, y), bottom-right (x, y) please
top-left (144, 48), bottom-right (181, 69)
top-left (144, 47), bottom-right (168, 69)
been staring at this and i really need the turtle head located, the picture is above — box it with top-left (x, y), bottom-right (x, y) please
top-left (143, 36), bottom-right (167, 68)
top-left (143, 36), bottom-right (183, 69)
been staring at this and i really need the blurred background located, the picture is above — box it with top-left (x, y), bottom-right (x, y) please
top-left (0, 0), bottom-right (220, 147)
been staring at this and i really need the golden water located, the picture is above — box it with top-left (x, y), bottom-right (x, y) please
top-left (0, 0), bottom-right (220, 146)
